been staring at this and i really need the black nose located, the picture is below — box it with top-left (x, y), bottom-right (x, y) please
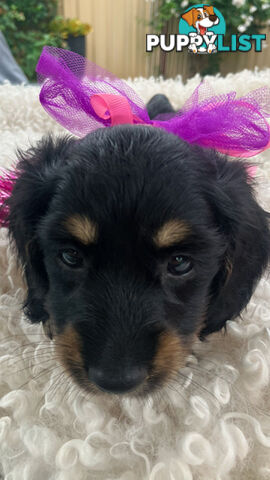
top-left (89, 366), bottom-right (147, 394)
top-left (209, 14), bottom-right (217, 22)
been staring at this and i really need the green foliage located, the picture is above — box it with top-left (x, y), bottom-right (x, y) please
top-left (149, 0), bottom-right (270, 75)
top-left (0, 2), bottom-right (24, 30)
top-left (0, 1), bottom-right (64, 81)
top-left (50, 16), bottom-right (92, 39)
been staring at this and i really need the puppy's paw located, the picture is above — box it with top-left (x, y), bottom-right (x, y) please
top-left (188, 44), bottom-right (198, 54)
top-left (207, 44), bottom-right (216, 53)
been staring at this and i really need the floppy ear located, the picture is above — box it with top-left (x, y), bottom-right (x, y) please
top-left (181, 9), bottom-right (195, 26)
top-left (204, 5), bottom-right (215, 16)
top-left (7, 135), bottom-right (75, 325)
top-left (201, 157), bottom-right (270, 337)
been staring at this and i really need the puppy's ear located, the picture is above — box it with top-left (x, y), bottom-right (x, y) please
top-left (8, 135), bottom-right (75, 324)
top-left (202, 157), bottom-right (270, 337)
top-left (204, 5), bottom-right (215, 16)
top-left (181, 9), bottom-right (195, 26)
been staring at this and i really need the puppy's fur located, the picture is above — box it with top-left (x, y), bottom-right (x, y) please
top-left (6, 95), bottom-right (270, 396)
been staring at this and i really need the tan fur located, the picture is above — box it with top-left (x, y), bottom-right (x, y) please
top-left (42, 319), bottom-right (54, 339)
top-left (153, 219), bottom-right (190, 248)
top-left (152, 330), bottom-right (189, 379)
top-left (64, 215), bottom-right (97, 245)
top-left (25, 237), bottom-right (36, 258)
top-left (225, 257), bottom-right (233, 286)
top-left (56, 324), bottom-right (84, 373)
top-left (181, 8), bottom-right (195, 26)
top-left (204, 5), bottom-right (215, 16)
top-left (56, 325), bottom-right (104, 394)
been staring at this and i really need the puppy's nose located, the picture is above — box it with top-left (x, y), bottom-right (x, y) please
top-left (89, 366), bottom-right (146, 393)
top-left (209, 14), bottom-right (217, 22)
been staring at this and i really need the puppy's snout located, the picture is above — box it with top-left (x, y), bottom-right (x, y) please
top-left (89, 365), bottom-right (147, 394)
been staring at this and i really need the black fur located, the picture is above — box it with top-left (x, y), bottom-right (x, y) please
top-left (6, 97), bottom-right (270, 394)
top-left (147, 94), bottom-right (175, 120)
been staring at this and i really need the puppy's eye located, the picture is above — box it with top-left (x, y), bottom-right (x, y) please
top-left (167, 255), bottom-right (193, 276)
top-left (198, 14), bottom-right (202, 19)
top-left (59, 249), bottom-right (83, 268)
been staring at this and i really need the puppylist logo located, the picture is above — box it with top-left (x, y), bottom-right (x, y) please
top-left (179, 4), bottom-right (225, 54)
top-left (146, 4), bottom-right (266, 54)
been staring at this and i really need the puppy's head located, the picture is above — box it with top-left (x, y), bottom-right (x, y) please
top-left (182, 6), bottom-right (219, 32)
top-left (7, 126), bottom-right (270, 396)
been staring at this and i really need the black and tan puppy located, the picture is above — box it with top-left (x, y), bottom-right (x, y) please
top-left (6, 95), bottom-right (270, 397)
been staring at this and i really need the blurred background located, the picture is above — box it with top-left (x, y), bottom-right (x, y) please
top-left (0, 0), bottom-right (269, 83)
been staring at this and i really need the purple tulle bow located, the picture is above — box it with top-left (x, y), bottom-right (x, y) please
top-left (1, 46), bottom-right (270, 228)
top-left (36, 46), bottom-right (270, 157)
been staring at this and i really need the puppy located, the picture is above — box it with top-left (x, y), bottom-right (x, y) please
top-left (182, 5), bottom-right (219, 35)
top-left (182, 6), bottom-right (219, 53)
top-left (7, 95), bottom-right (270, 397)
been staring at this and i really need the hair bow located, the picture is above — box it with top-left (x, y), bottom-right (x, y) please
top-left (1, 46), bottom-right (270, 227)
top-left (35, 46), bottom-right (270, 158)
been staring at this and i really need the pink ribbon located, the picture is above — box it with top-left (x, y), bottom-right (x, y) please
top-left (90, 93), bottom-right (145, 126)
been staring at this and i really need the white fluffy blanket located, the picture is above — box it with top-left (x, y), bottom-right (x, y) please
top-left (1, 69), bottom-right (270, 480)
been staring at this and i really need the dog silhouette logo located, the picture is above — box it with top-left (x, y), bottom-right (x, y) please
top-left (179, 4), bottom-right (226, 54)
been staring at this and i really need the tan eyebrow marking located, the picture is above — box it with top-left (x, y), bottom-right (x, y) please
top-left (64, 215), bottom-right (98, 245)
top-left (153, 219), bottom-right (190, 248)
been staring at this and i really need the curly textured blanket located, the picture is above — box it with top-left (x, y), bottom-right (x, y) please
top-left (0, 70), bottom-right (270, 480)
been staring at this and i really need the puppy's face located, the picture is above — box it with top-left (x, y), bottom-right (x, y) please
top-left (7, 126), bottom-right (269, 396)
top-left (182, 6), bottom-right (219, 33)
top-left (37, 130), bottom-right (221, 396)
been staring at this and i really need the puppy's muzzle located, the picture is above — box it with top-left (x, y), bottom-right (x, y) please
top-left (88, 365), bottom-right (147, 394)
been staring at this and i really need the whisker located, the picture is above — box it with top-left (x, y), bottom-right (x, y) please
top-left (161, 386), bottom-right (186, 419)
top-left (1, 351), bottom-right (62, 367)
top-left (187, 363), bottom-right (264, 418)
top-left (37, 370), bottom-right (68, 412)
top-left (15, 365), bottom-right (64, 391)
top-left (186, 364), bottom-right (234, 385)
top-left (2, 347), bottom-right (56, 357)
top-left (67, 382), bottom-right (86, 409)
top-left (5, 357), bottom-right (63, 376)
top-left (175, 371), bottom-right (219, 406)
top-left (59, 373), bottom-right (77, 406)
